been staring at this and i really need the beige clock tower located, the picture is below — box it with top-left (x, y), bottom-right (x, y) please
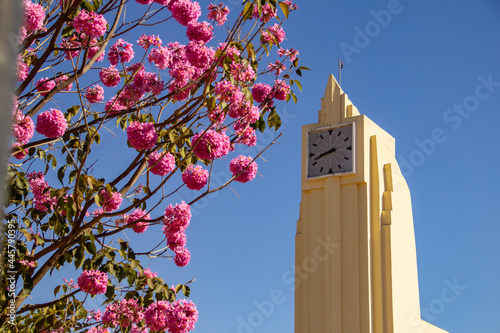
top-left (295, 75), bottom-right (448, 333)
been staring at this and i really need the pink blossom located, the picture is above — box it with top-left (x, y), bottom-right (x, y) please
top-left (191, 130), bottom-right (230, 160)
top-left (127, 121), bottom-right (158, 150)
top-left (268, 60), bottom-right (286, 76)
top-left (86, 309), bottom-right (102, 322)
top-left (230, 63), bottom-right (256, 83)
top-left (185, 40), bottom-right (215, 69)
top-left (229, 155), bottom-right (258, 183)
top-left (27, 172), bottom-right (57, 212)
top-left (148, 151), bottom-right (176, 176)
top-left (166, 231), bottom-right (187, 251)
top-left (278, 47), bottom-right (299, 62)
top-left (174, 248), bottom-right (191, 267)
top-left (142, 268), bottom-right (158, 279)
top-left (55, 74), bottom-right (72, 91)
top-left (234, 122), bottom-right (257, 147)
top-left (228, 98), bottom-right (249, 119)
top-left (182, 164), bottom-right (209, 190)
top-left (170, 0), bottom-right (201, 26)
top-left (273, 79), bottom-right (290, 101)
top-left (251, 83), bottom-right (272, 103)
top-left (261, 24), bottom-right (285, 45)
top-left (36, 108), bottom-right (67, 138)
top-left (99, 66), bottom-right (121, 87)
top-left (214, 80), bottom-right (240, 103)
top-left (123, 208), bottom-right (150, 233)
top-left (85, 84), bottom-right (105, 103)
top-left (138, 34), bottom-right (162, 50)
top-left (100, 189), bottom-right (122, 212)
top-left (283, 0), bottom-right (298, 11)
top-left (12, 114), bottom-right (34, 143)
top-left (12, 143), bottom-right (27, 160)
top-left (60, 36), bottom-right (81, 60)
top-left (73, 9), bottom-right (107, 38)
top-left (207, 3), bottom-right (229, 26)
top-left (102, 298), bottom-right (144, 328)
top-left (144, 301), bottom-right (171, 331)
top-left (104, 97), bottom-right (127, 113)
top-left (19, 259), bottom-right (35, 267)
top-left (17, 55), bottom-right (29, 81)
top-left (36, 77), bottom-right (56, 96)
top-left (242, 104), bottom-right (260, 124)
top-left (208, 105), bottom-right (226, 124)
top-left (252, 3), bottom-right (276, 23)
top-left (87, 327), bottom-right (110, 333)
top-left (164, 299), bottom-right (198, 333)
top-left (108, 39), bottom-right (135, 65)
top-left (136, 0), bottom-right (154, 4)
top-left (154, 0), bottom-right (172, 5)
top-left (87, 37), bottom-right (106, 62)
top-left (186, 21), bottom-right (213, 43)
top-left (163, 202), bottom-right (191, 233)
top-left (148, 45), bottom-right (173, 70)
top-left (24, 1), bottom-right (45, 32)
top-left (77, 270), bottom-right (108, 295)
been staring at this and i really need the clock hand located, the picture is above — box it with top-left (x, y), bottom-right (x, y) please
top-left (314, 147), bottom-right (336, 160)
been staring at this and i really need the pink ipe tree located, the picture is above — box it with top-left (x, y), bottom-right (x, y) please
top-left (2, 0), bottom-right (306, 331)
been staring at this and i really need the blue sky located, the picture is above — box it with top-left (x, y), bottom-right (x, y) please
top-left (172, 1), bottom-right (500, 332)
top-left (19, 0), bottom-right (500, 332)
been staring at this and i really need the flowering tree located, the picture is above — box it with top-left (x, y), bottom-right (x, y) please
top-left (1, 0), bottom-right (306, 332)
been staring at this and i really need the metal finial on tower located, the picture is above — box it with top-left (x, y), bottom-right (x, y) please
top-left (338, 58), bottom-right (343, 87)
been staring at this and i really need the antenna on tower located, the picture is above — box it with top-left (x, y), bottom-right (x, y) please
top-left (338, 58), bottom-right (344, 87)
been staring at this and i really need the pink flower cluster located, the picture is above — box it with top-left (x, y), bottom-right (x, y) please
top-left (163, 202), bottom-right (192, 267)
top-left (233, 121), bottom-right (257, 147)
top-left (207, 3), bottom-right (229, 26)
top-left (12, 113), bottom-right (34, 144)
top-left (261, 24), bottom-right (285, 45)
top-left (123, 208), bottom-right (150, 233)
top-left (186, 21), bottom-right (213, 43)
top-left (73, 9), bottom-right (108, 38)
top-left (252, 3), bottom-right (276, 23)
top-left (77, 269), bottom-right (108, 295)
top-left (251, 83), bottom-right (272, 104)
top-left (138, 34), bottom-right (162, 50)
top-left (36, 77), bottom-right (56, 96)
top-left (102, 298), bottom-right (144, 328)
top-left (99, 66), bottom-right (121, 87)
top-left (229, 155), bottom-right (258, 183)
top-left (12, 143), bottom-right (27, 160)
top-left (19, 259), bottom-right (35, 267)
top-left (181, 164), bottom-right (209, 190)
top-left (60, 34), bottom-right (105, 62)
top-left (273, 79), bottom-right (290, 101)
top-left (144, 299), bottom-right (198, 333)
top-left (87, 327), bottom-right (110, 333)
top-left (100, 189), bottom-right (122, 212)
top-left (170, 0), bottom-right (201, 26)
top-left (142, 268), bottom-right (158, 279)
top-left (127, 121), bottom-right (158, 150)
top-left (148, 151), bottom-right (176, 176)
top-left (191, 130), bottom-right (230, 160)
top-left (24, 1), bottom-right (45, 32)
top-left (17, 55), bottom-right (29, 81)
top-left (35, 109), bottom-right (67, 138)
top-left (108, 39), bottom-right (135, 65)
top-left (268, 60), bottom-right (286, 76)
top-left (85, 84), bottom-right (105, 103)
top-left (278, 47), bottom-right (299, 62)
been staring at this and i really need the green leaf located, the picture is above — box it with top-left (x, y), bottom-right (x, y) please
top-left (74, 246), bottom-right (85, 269)
top-left (175, 284), bottom-right (183, 293)
top-left (207, 96), bottom-right (216, 111)
top-left (182, 285), bottom-right (191, 297)
top-left (84, 242), bottom-right (96, 255)
top-left (278, 2), bottom-right (290, 19)
top-left (293, 79), bottom-right (302, 92)
top-left (94, 193), bottom-right (103, 207)
top-left (296, 69), bottom-right (302, 77)
top-left (242, 3), bottom-right (253, 20)
top-left (23, 275), bottom-right (33, 296)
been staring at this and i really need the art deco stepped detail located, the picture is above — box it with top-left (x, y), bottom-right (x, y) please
top-left (295, 75), bottom-right (448, 333)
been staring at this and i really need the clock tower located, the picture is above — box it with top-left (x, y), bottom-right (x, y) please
top-left (295, 75), bottom-right (448, 333)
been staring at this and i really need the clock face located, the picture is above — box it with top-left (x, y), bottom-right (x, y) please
top-left (307, 123), bottom-right (355, 178)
